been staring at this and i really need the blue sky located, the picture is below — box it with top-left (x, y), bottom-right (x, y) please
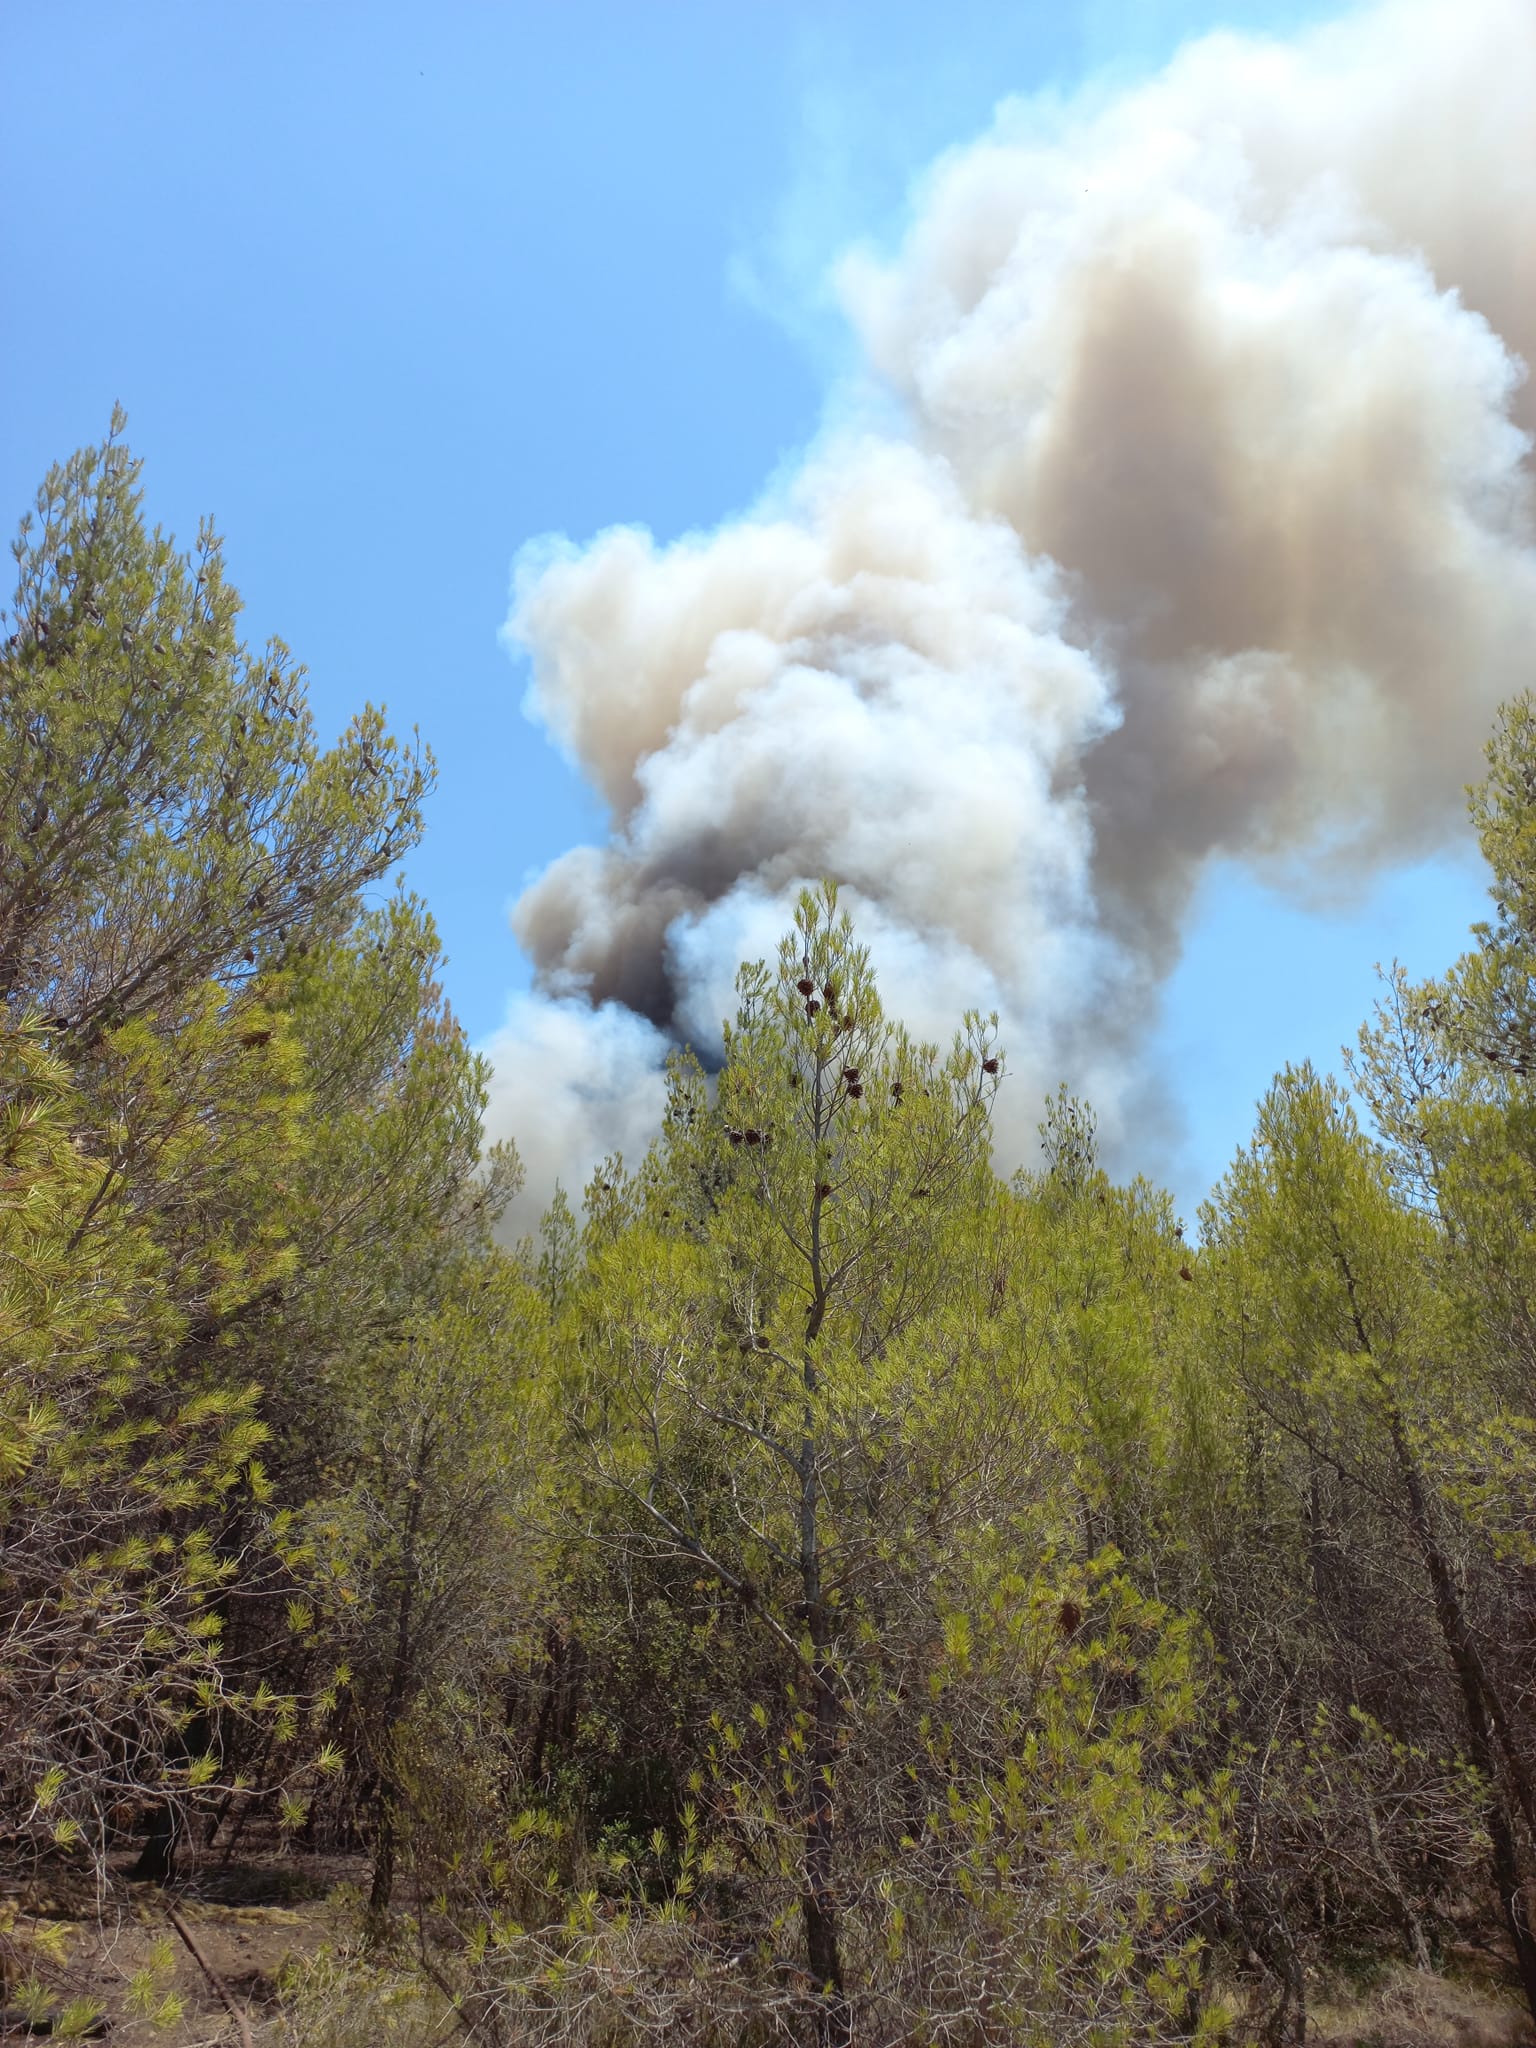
top-left (0, 0), bottom-right (1493, 1214)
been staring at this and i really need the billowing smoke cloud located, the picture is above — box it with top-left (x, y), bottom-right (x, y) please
top-left (488, 0), bottom-right (1536, 1225)
top-left (481, 994), bottom-right (670, 1228)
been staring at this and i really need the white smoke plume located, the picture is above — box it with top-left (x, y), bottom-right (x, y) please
top-left (488, 0), bottom-right (1536, 1225)
top-left (481, 994), bottom-right (670, 1230)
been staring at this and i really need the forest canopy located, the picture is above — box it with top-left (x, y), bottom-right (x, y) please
top-left (4, 425), bottom-right (1536, 2047)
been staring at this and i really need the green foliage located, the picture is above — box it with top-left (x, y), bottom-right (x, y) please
top-left (1, 406), bottom-right (429, 1038)
top-left (0, 422), bottom-right (504, 2018)
top-left (509, 885), bottom-right (1232, 2043)
top-left (13, 427), bottom-right (1536, 2048)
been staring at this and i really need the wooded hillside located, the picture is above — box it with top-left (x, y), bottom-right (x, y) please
top-left (4, 428), bottom-right (1534, 2045)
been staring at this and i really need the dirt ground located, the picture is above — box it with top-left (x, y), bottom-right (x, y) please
top-left (1208, 1954), bottom-right (1536, 2048)
top-left (1306, 1964), bottom-right (1534, 2048)
top-left (8, 1863), bottom-right (1536, 2045)
top-left (3, 1853), bottom-right (365, 2045)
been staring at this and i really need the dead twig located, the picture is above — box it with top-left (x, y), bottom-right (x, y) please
top-left (164, 1900), bottom-right (253, 2048)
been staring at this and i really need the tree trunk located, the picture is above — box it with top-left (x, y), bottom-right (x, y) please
top-left (367, 1474), bottom-right (423, 1935)
top-left (130, 1801), bottom-right (181, 1884)
top-left (367, 1808), bottom-right (397, 1930)
top-left (1389, 1415), bottom-right (1536, 2023)
top-left (1333, 1239), bottom-right (1536, 2025)
top-left (803, 1603), bottom-right (851, 2048)
top-left (131, 1705), bottom-right (209, 1883)
top-left (1236, 1872), bottom-right (1306, 2048)
top-left (799, 1232), bottom-right (851, 2048)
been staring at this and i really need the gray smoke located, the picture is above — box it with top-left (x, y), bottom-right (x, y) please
top-left (485, 0), bottom-right (1536, 1221)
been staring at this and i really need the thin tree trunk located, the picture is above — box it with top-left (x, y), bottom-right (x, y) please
top-left (1238, 1873), bottom-right (1306, 2048)
top-left (368, 1474), bottom-right (424, 1933)
top-left (1388, 1414), bottom-right (1536, 2023)
top-left (1333, 1247), bottom-right (1536, 2024)
top-left (799, 1182), bottom-right (851, 2048)
top-left (803, 1602), bottom-right (850, 2046)
top-left (1364, 1799), bottom-right (1433, 1971)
